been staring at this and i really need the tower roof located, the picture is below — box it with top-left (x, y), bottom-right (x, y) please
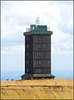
top-left (23, 24), bottom-right (53, 36)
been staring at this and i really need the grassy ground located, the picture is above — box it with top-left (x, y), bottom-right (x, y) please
top-left (1, 78), bottom-right (73, 99)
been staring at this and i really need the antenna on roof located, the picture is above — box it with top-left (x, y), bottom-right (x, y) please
top-left (36, 17), bottom-right (39, 25)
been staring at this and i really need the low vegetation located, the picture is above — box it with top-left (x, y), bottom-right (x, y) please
top-left (1, 78), bottom-right (73, 99)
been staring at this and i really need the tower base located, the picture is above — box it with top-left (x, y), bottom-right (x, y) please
top-left (21, 74), bottom-right (55, 80)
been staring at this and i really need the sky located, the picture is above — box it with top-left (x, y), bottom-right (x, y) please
top-left (1, 1), bottom-right (73, 72)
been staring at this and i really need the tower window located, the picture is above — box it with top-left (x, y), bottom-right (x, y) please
top-left (37, 52), bottom-right (38, 56)
top-left (27, 60), bottom-right (28, 64)
top-left (39, 52), bottom-right (41, 56)
top-left (37, 52), bottom-right (41, 56)
top-left (39, 36), bottom-right (41, 40)
top-left (36, 60), bottom-right (41, 64)
top-left (39, 69), bottom-right (41, 72)
top-left (37, 45), bottom-right (38, 48)
top-left (27, 37), bottom-right (28, 40)
top-left (39, 44), bottom-right (41, 48)
top-left (37, 45), bottom-right (41, 48)
top-left (39, 60), bottom-right (41, 64)
top-left (37, 60), bottom-right (38, 64)
top-left (27, 52), bottom-right (28, 56)
top-left (27, 68), bottom-right (28, 72)
top-left (36, 69), bottom-right (38, 72)
top-left (37, 36), bottom-right (38, 40)
top-left (27, 44), bottom-right (29, 48)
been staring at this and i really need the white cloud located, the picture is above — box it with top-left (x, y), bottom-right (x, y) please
top-left (51, 46), bottom-right (73, 55)
top-left (51, 22), bottom-right (73, 55)
top-left (1, 50), bottom-right (9, 54)
top-left (1, 17), bottom-right (28, 40)
top-left (1, 45), bottom-right (25, 54)
top-left (1, 1), bottom-right (73, 55)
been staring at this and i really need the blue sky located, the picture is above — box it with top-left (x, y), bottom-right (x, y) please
top-left (1, 1), bottom-right (73, 72)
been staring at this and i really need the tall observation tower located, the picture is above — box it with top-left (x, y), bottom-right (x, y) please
top-left (21, 18), bottom-right (55, 80)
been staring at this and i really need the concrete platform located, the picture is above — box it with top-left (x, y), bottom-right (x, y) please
top-left (21, 74), bottom-right (55, 80)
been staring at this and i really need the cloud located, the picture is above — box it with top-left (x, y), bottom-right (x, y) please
top-left (1, 45), bottom-right (25, 54)
top-left (51, 46), bottom-right (73, 55)
top-left (1, 17), bottom-right (27, 40)
top-left (51, 21), bottom-right (73, 55)
top-left (1, 1), bottom-right (73, 55)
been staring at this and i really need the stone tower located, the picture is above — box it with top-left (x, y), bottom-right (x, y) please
top-left (21, 23), bottom-right (55, 80)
